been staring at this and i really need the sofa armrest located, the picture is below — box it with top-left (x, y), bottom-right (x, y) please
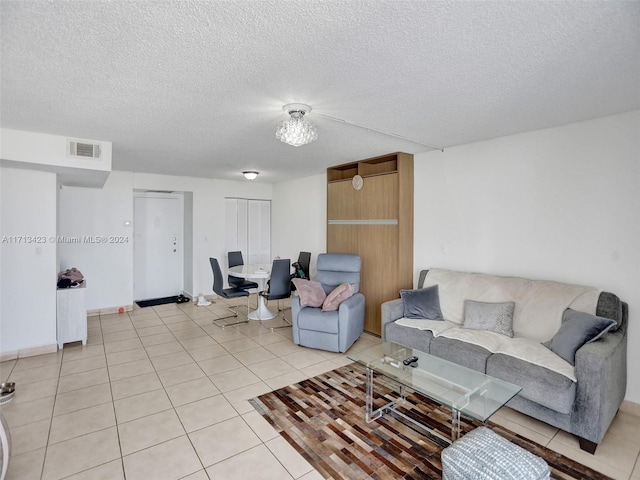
top-left (291, 295), bottom-right (302, 345)
top-left (338, 293), bottom-right (365, 352)
top-left (338, 292), bottom-right (364, 311)
top-left (572, 304), bottom-right (627, 444)
top-left (381, 298), bottom-right (404, 342)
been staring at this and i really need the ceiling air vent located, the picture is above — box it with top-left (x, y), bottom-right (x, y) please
top-left (67, 139), bottom-right (102, 159)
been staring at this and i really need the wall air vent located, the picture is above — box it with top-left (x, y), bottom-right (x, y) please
top-left (67, 139), bottom-right (102, 159)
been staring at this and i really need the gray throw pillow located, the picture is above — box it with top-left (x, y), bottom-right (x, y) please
top-left (400, 285), bottom-right (443, 320)
top-left (543, 308), bottom-right (616, 365)
top-left (464, 300), bottom-right (515, 337)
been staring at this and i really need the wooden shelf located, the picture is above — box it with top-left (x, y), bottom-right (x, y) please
top-left (327, 153), bottom-right (401, 183)
top-left (359, 155), bottom-right (398, 177)
top-left (327, 164), bottom-right (358, 182)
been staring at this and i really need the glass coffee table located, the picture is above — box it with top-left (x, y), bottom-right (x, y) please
top-left (348, 342), bottom-right (521, 444)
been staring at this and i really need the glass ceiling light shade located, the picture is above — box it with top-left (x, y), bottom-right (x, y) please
top-left (275, 103), bottom-right (318, 147)
top-left (242, 171), bottom-right (259, 180)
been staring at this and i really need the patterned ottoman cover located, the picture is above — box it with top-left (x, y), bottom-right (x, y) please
top-left (441, 427), bottom-right (550, 480)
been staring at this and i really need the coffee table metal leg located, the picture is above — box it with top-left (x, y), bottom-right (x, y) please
top-left (364, 366), bottom-right (452, 445)
top-left (365, 366), bottom-right (381, 422)
top-left (365, 366), bottom-right (404, 422)
top-left (452, 408), bottom-right (461, 440)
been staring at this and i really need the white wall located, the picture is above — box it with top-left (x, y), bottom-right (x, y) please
top-left (413, 110), bottom-right (640, 402)
top-left (0, 168), bottom-right (58, 354)
top-left (58, 171), bottom-right (134, 311)
top-left (271, 173), bottom-right (327, 276)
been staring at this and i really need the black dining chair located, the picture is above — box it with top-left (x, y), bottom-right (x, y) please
top-left (259, 258), bottom-right (292, 329)
top-left (297, 251), bottom-right (311, 279)
top-left (291, 251), bottom-right (311, 292)
top-left (227, 251), bottom-right (259, 291)
top-left (210, 257), bottom-right (249, 328)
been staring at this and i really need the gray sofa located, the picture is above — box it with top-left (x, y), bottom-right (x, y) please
top-left (381, 268), bottom-right (628, 454)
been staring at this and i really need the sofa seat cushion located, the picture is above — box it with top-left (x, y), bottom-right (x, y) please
top-left (486, 353), bottom-right (576, 415)
top-left (430, 337), bottom-right (493, 373)
top-left (385, 321), bottom-right (435, 352)
top-left (298, 307), bottom-right (339, 334)
top-left (439, 328), bottom-right (577, 381)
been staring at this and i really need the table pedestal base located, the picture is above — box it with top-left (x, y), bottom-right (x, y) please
top-left (248, 297), bottom-right (276, 320)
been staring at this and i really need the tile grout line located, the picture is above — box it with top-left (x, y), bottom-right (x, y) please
top-left (101, 310), bottom-right (127, 480)
top-left (131, 308), bottom-right (207, 478)
top-left (37, 349), bottom-right (62, 480)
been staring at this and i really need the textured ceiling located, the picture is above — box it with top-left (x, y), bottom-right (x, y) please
top-left (1, 1), bottom-right (639, 183)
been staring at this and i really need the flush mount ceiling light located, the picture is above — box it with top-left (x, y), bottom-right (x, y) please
top-left (242, 171), bottom-right (259, 180)
top-left (275, 103), bottom-right (318, 147)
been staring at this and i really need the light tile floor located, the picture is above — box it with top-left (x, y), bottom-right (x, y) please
top-left (1, 296), bottom-right (638, 479)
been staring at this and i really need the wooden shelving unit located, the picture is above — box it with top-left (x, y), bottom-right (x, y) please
top-left (327, 152), bottom-right (414, 335)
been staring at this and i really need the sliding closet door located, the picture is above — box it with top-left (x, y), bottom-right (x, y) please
top-left (225, 198), bottom-right (271, 267)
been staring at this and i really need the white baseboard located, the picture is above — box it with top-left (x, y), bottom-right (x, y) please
top-left (0, 351), bottom-right (17, 362)
top-left (87, 304), bottom-right (134, 317)
top-left (0, 343), bottom-right (58, 362)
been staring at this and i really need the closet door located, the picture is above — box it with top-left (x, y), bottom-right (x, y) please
top-left (225, 198), bottom-right (270, 267)
top-left (248, 200), bottom-right (271, 265)
top-left (358, 174), bottom-right (398, 219)
top-left (358, 224), bottom-right (399, 333)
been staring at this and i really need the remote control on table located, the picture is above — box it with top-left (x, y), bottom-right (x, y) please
top-left (403, 356), bottom-right (419, 366)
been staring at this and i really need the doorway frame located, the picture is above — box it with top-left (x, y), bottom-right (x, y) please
top-left (133, 190), bottom-right (186, 301)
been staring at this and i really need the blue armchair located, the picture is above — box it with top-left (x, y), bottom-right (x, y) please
top-left (291, 253), bottom-right (365, 353)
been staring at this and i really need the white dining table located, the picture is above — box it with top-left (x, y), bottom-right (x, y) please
top-left (228, 263), bottom-right (276, 320)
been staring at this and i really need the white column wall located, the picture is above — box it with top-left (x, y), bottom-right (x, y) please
top-left (413, 110), bottom-right (640, 402)
top-left (0, 168), bottom-right (58, 355)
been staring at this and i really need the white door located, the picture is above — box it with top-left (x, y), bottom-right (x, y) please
top-left (134, 196), bottom-right (183, 300)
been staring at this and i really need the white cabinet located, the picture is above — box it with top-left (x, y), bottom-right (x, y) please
top-left (56, 283), bottom-right (87, 349)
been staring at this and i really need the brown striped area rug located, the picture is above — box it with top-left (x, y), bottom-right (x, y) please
top-left (249, 364), bottom-right (612, 480)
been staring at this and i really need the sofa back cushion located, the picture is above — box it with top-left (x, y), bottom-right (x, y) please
top-left (316, 253), bottom-right (361, 294)
top-left (422, 269), bottom-right (600, 343)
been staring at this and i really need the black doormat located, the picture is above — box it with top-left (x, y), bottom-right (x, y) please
top-left (135, 295), bottom-right (179, 308)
